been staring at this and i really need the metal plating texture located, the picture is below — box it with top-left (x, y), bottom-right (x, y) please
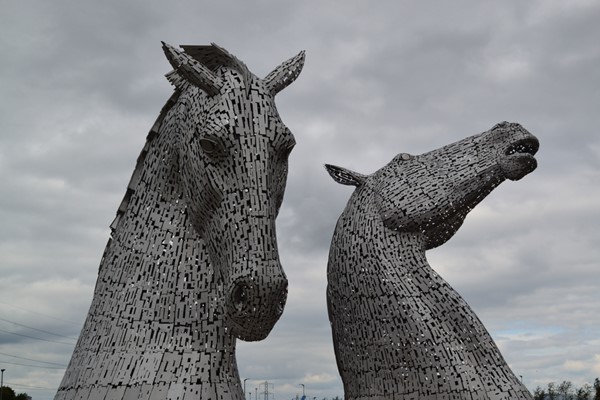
top-left (326, 122), bottom-right (539, 400)
top-left (55, 42), bottom-right (304, 400)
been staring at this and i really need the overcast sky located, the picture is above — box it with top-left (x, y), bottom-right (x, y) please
top-left (1, 1), bottom-right (599, 399)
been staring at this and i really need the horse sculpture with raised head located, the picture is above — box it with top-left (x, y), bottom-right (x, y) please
top-left (55, 42), bottom-right (304, 400)
top-left (325, 122), bottom-right (539, 400)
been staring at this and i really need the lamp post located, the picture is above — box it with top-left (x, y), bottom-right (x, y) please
top-left (244, 378), bottom-right (249, 400)
top-left (299, 384), bottom-right (305, 399)
top-left (1, 368), bottom-right (5, 400)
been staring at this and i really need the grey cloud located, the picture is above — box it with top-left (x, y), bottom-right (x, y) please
top-left (1, 1), bottom-right (599, 398)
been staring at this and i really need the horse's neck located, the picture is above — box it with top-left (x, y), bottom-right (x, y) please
top-left (332, 191), bottom-right (430, 277)
top-left (59, 98), bottom-right (245, 395)
top-left (109, 133), bottom-right (191, 267)
top-left (330, 192), bottom-right (531, 400)
top-left (93, 134), bottom-right (225, 340)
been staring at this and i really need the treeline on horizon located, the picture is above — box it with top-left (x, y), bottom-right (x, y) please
top-left (533, 378), bottom-right (600, 400)
top-left (309, 379), bottom-right (600, 400)
top-left (2, 380), bottom-right (598, 400)
top-left (0, 386), bottom-right (29, 400)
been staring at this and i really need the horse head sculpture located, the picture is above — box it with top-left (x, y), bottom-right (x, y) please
top-left (56, 42), bottom-right (304, 400)
top-left (161, 43), bottom-right (303, 340)
top-left (326, 122), bottom-right (539, 400)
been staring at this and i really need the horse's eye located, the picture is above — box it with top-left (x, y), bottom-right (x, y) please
top-left (199, 137), bottom-right (224, 155)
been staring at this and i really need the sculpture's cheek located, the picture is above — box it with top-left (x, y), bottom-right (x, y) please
top-left (377, 190), bottom-right (458, 234)
top-left (423, 211), bottom-right (467, 250)
top-left (376, 194), bottom-right (414, 232)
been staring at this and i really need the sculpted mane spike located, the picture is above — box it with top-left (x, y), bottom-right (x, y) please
top-left (181, 43), bottom-right (252, 90)
top-left (162, 42), bottom-right (224, 94)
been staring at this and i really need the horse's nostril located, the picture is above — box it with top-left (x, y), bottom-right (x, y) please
top-left (276, 295), bottom-right (285, 316)
top-left (277, 283), bottom-right (288, 315)
top-left (231, 283), bottom-right (250, 313)
top-left (276, 302), bottom-right (284, 315)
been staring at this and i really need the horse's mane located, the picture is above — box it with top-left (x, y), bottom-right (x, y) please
top-left (109, 43), bottom-right (247, 234)
top-left (182, 44), bottom-right (251, 85)
top-left (165, 44), bottom-right (252, 92)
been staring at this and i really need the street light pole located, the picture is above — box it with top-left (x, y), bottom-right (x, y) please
top-left (244, 378), bottom-right (249, 400)
top-left (1, 368), bottom-right (5, 400)
top-left (299, 383), bottom-right (305, 398)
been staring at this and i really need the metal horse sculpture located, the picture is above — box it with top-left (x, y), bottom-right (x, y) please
top-left (56, 42), bottom-right (304, 400)
top-left (325, 122), bottom-right (539, 400)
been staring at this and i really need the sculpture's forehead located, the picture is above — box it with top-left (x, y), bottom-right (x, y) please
top-left (192, 81), bottom-right (291, 146)
top-left (375, 156), bottom-right (426, 179)
top-left (207, 73), bottom-right (278, 120)
top-left (368, 145), bottom-right (473, 195)
top-left (217, 67), bottom-right (268, 94)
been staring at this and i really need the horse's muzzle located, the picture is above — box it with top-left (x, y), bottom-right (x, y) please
top-left (225, 266), bottom-right (288, 341)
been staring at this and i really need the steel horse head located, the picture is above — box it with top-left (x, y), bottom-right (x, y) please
top-left (56, 43), bottom-right (304, 400)
top-left (326, 122), bottom-right (539, 400)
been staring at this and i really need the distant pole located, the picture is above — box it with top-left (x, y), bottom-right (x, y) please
top-left (0, 368), bottom-right (5, 400)
top-left (244, 378), bottom-right (249, 400)
top-left (299, 384), bottom-right (305, 398)
top-left (255, 387), bottom-right (258, 400)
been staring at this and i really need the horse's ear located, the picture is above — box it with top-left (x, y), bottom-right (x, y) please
top-left (263, 50), bottom-right (305, 95)
top-left (162, 42), bottom-right (224, 96)
top-left (325, 164), bottom-right (366, 187)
